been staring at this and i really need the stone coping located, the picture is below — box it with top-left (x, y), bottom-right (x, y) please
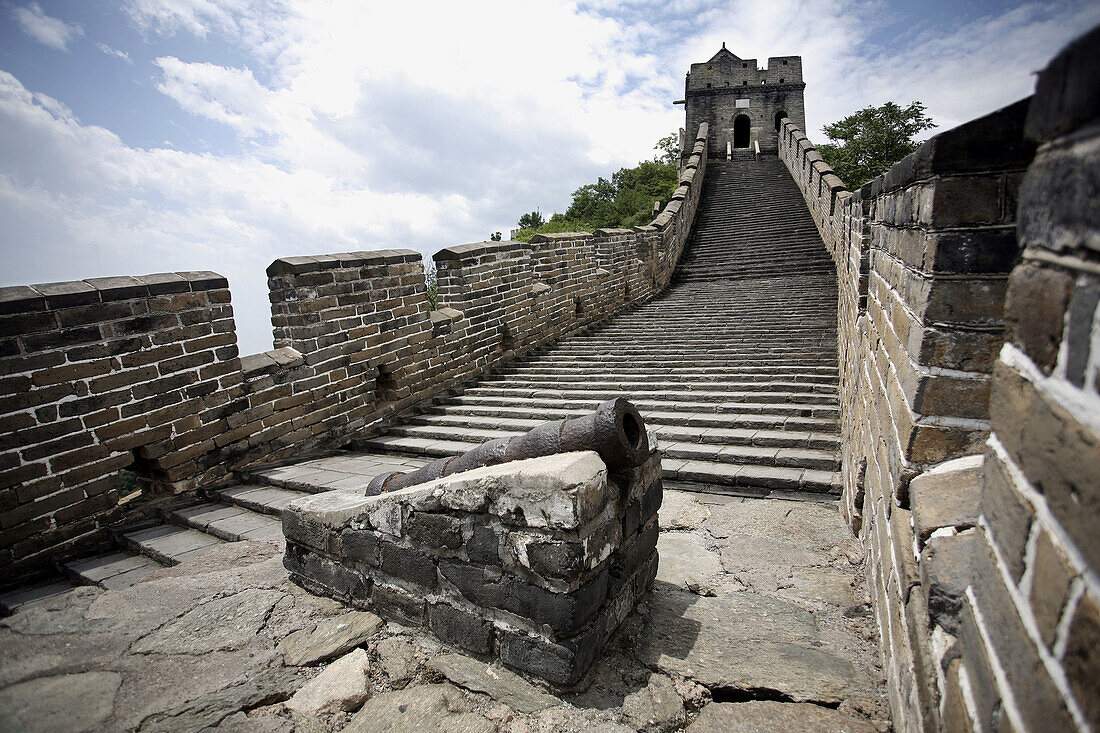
top-left (0, 272), bottom-right (229, 314)
top-left (286, 451), bottom-right (610, 535)
top-left (433, 240), bottom-right (529, 261)
top-left (240, 346), bottom-right (306, 377)
top-left (266, 249), bottom-right (420, 277)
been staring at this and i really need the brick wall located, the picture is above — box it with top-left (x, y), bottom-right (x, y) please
top-left (0, 124), bottom-right (709, 586)
top-left (283, 450), bottom-right (662, 686)
top-left (0, 273), bottom-right (241, 581)
top-left (974, 28), bottom-right (1100, 731)
top-left (779, 26), bottom-right (1098, 732)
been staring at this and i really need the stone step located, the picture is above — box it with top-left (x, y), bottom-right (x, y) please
top-left (436, 395), bottom-right (839, 419)
top-left (661, 441), bottom-right (839, 470)
top-left (240, 452), bottom-right (429, 492)
top-left (61, 551), bottom-right (162, 590)
top-left (167, 502), bottom-right (285, 544)
top-left (405, 413), bottom-right (840, 449)
top-left (462, 385), bottom-right (838, 405)
top-left (0, 578), bottom-right (79, 615)
top-left (415, 403), bottom-right (838, 432)
top-left (214, 484), bottom-right (306, 516)
top-left (118, 523), bottom-right (227, 566)
top-left (503, 361), bottom-right (838, 375)
top-left (492, 371), bottom-right (838, 385)
top-left (352, 435), bottom-right (840, 497)
top-left (383, 424), bottom-right (836, 470)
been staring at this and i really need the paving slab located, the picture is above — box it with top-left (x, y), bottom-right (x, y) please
top-left (0, 491), bottom-right (889, 732)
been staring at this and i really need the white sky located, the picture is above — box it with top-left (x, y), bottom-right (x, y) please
top-left (1, 0), bottom-right (1096, 354)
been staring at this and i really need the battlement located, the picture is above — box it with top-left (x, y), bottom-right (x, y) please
top-left (0, 125), bottom-right (709, 586)
top-left (684, 47), bottom-right (805, 157)
top-left (686, 47), bottom-right (804, 91)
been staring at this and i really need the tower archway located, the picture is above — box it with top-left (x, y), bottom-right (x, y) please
top-left (775, 110), bottom-right (788, 130)
top-left (733, 114), bottom-right (751, 148)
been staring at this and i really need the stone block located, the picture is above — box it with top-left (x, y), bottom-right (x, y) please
top-left (1063, 591), bottom-right (1100, 728)
top-left (406, 512), bottom-right (463, 549)
top-left (909, 454), bottom-right (983, 542)
top-left (341, 528), bottom-right (380, 567)
top-left (967, 536), bottom-right (1075, 730)
top-left (954, 602), bottom-right (1002, 732)
top-left (1027, 528), bottom-right (1075, 648)
top-left (380, 541), bottom-right (438, 589)
top-left (940, 660), bottom-right (976, 733)
top-left (925, 228), bottom-right (1020, 275)
top-left (1026, 26), bottom-right (1100, 141)
top-left (929, 176), bottom-right (1003, 227)
top-left (919, 529), bottom-right (978, 635)
top-left (1065, 278), bottom-right (1100, 388)
top-left (1004, 263), bottom-right (1074, 374)
top-left (284, 544), bottom-right (370, 602)
top-left (525, 538), bottom-right (584, 578)
top-left (465, 518), bottom-right (500, 565)
top-left (428, 602), bottom-right (493, 656)
top-left (979, 450), bottom-right (1033, 583)
top-left (371, 583), bottom-right (425, 626)
top-left (498, 624), bottom-right (600, 687)
top-left (439, 559), bottom-right (607, 633)
top-left (989, 362), bottom-right (1100, 571)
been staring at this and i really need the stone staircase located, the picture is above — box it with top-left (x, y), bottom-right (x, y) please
top-left (2, 156), bottom-right (840, 606)
top-left (358, 157), bottom-right (839, 495)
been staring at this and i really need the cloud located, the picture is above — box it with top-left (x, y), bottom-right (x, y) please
top-left (97, 43), bottom-right (133, 63)
top-left (2, 0), bottom-right (1097, 355)
top-left (12, 2), bottom-right (84, 51)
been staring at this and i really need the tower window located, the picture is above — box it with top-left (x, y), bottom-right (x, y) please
top-left (783, 60), bottom-right (788, 65)
top-left (742, 80), bottom-right (747, 85)
top-left (779, 78), bottom-right (785, 83)
top-left (742, 63), bottom-right (747, 68)
top-left (707, 83), bottom-right (712, 88)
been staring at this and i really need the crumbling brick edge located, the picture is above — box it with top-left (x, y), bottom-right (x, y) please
top-left (282, 450), bottom-right (663, 687)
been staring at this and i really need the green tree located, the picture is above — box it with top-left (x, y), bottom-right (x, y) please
top-left (816, 101), bottom-right (936, 188)
top-left (517, 211), bottom-right (544, 229)
top-left (654, 133), bottom-right (678, 165)
top-left (490, 231), bottom-right (502, 241)
top-left (565, 177), bottom-right (616, 225)
top-left (512, 133), bottom-right (680, 241)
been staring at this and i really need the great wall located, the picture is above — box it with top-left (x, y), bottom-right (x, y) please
top-left (0, 25), bottom-right (1097, 733)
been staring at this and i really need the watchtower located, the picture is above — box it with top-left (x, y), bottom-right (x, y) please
top-left (680, 44), bottom-right (806, 157)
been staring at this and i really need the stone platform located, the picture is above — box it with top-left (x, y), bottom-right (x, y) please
top-left (0, 491), bottom-right (889, 732)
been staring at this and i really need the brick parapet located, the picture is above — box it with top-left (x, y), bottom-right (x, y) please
top-left (0, 272), bottom-right (242, 581)
top-left (282, 451), bottom-right (663, 687)
top-left (973, 25), bottom-right (1100, 732)
top-left (0, 125), bottom-right (708, 584)
top-left (779, 26), bottom-right (1098, 732)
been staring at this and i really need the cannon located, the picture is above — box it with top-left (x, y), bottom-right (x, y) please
top-left (365, 397), bottom-right (649, 495)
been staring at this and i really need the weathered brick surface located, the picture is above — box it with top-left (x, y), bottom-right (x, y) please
top-left (282, 451), bottom-right (661, 687)
top-left (778, 27), bottom-right (1098, 733)
top-left (0, 125), bottom-right (708, 585)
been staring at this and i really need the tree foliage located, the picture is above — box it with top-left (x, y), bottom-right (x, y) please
top-left (654, 133), bottom-right (678, 165)
top-left (517, 211), bottom-right (544, 229)
top-left (816, 101), bottom-right (936, 188)
top-left (512, 135), bottom-right (679, 242)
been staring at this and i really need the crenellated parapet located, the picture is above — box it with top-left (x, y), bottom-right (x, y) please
top-left (777, 26), bottom-right (1100, 730)
top-left (0, 124), bottom-right (708, 586)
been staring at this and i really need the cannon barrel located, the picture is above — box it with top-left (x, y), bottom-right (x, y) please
top-left (365, 397), bottom-right (649, 495)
